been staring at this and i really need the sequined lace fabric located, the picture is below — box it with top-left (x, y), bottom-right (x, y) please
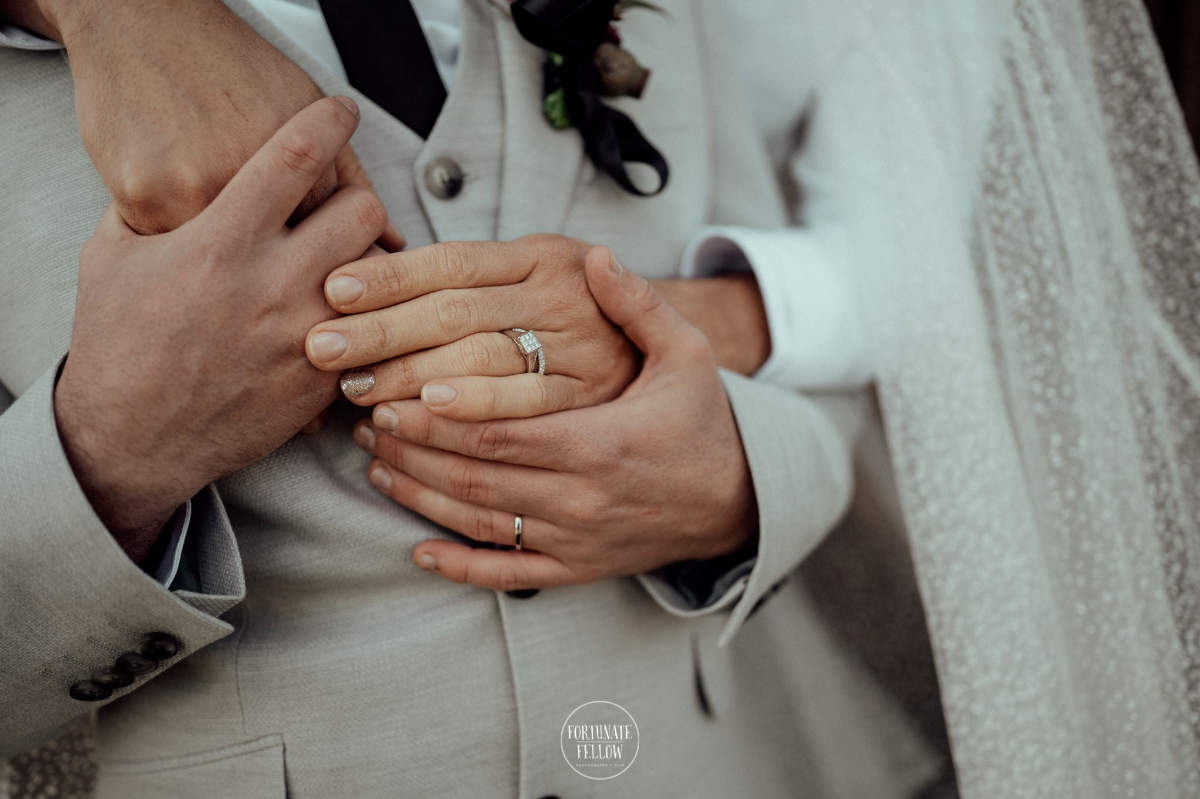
top-left (853, 0), bottom-right (1200, 796)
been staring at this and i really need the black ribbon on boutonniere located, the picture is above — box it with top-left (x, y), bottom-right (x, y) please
top-left (511, 0), bottom-right (670, 197)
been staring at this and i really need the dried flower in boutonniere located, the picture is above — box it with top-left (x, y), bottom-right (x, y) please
top-left (510, 0), bottom-right (670, 197)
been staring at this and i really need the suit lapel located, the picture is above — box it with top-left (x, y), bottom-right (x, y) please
top-left (492, 4), bottom-right (586, 241)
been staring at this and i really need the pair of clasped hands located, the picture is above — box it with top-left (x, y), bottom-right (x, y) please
top-left (55, 94), bottom-right (758, 594)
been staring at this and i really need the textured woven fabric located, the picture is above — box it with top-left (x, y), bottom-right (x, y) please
top-left (844, 0), bottom-right (1200, 795)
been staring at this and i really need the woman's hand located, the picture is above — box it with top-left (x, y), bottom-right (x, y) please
top-left (304, 235), bottom-right (640, 421)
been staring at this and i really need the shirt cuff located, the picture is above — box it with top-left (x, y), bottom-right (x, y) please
top-left (637, 548), bottom-right (757, 616)
top-left (0, 26), bottom-right (61, 50)
top-left (152, 502), bottom-right (192, 588)
top-left (680, 226), bottom-right (872, 390)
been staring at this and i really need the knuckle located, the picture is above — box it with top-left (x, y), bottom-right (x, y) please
top-left (522, 232), bottom-right (572, 255)
top-left (430, 241), bottom-right (461, 273)
top-left (448, 560), bottom-right (472, 585)
top-left (520, 234), bottom-right (579, 274)
top-left (351, 189), bottom-right (388, 236)
top-left (630, 276), bottom-right (664, 315)
top-left (432, 241), bottom-right (475, 283)
top-left (564, 489), bottom-right (606, 528)
top-left (447, 461), bottom-right (484, 503)
top-left (362, 315), bottom-right (394, 354)
top-left (379, 255), bottom-right (412, 299)
top-left (173, 160), bottom-right (225, 205)
top-left (464, 506), bottom-right (498, 543)
top-left (457, 336), bottom-right (492, 373)
top-left (494, 566), bottom-right (524, 593)
top-left (532, 379), bottom-right (553, 412)
top-left (393, 354), bottom-right (421, 392)
top-left (411, 407), bottom-right (436, 445)
top-left (575, 439), bottom-right (611, 474)
top-left (113, 179), bottom-right (176, 234)
top-left (473, 422), bottom-right (511, 461)
top-left (433, 294), bottom-right (475, 338)
top-left (276, 133), bottom-right (326, 180)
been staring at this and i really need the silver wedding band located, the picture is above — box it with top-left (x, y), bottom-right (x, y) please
top-left (502, 328), bottom-right (546, 374)
top-left (514, 515), bottom-right (524, 550)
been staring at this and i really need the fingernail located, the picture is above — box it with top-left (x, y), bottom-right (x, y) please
top-left (327, 275), bottom-right (365, 305)
top-left (416, 552), bottom-right (437, 570)
top-left (353, 423), bottom-right (375, 451)
top-left (309, 331), bottom-right (348, 362)
top-left (374, 405), bottom-right (399, 430)
top-left (340, 369), bottom-right (375, 399)
top-left (610, 255), bottom-right (623, 274)
top-left (421, 383), bottom-right (458, 406)
top-left (369, 463), bottom-right (392, 491)
top-left (334, 95), bottom-right (359, 117)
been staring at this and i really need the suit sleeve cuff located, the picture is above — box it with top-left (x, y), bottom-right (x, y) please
top-left (718, 370), bottom-right (853, 646)
top-left (0, 26), bottom-right (61, 50)
top-left (681, 225), bottom-right (872, 390)
top-left (0, 360), bottom-right (244, 753)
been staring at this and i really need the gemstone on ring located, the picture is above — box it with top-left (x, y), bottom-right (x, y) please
top-left (514, 330), bottom-right (541, 355)
top-left (502, 328), bottom-right (547, 374)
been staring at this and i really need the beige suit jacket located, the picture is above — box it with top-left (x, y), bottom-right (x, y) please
top-left (0, 1), bottom-right (936, 796)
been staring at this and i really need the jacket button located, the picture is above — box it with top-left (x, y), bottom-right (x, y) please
top-left (137, 632), bottom-right (180, 660)
top-left (424, 156), bottom-right (464, 199)
top-left (505, 588), bottom-right (539, 599)
top-left (114, 652), bottom-right (158, 675)
top-left (69, 679), bottom-right (112, 702)
top-left (92, 669), bottom-right (134, 689)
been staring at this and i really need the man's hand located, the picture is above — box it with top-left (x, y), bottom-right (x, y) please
top-left (54, 97), bottom-right (387, 563)
top-left (305, 236), bottom-right (640, 421)
top-left (10, 0), bottom-right (400, 241)
top-left (353, 247), bottom-right (758, 591)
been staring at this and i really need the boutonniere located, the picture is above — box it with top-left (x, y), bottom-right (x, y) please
top-left (510, 0), bottom-right (670, 197)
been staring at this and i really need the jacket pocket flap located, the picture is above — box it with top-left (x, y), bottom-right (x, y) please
top-left (98, 734), bottom-right (285, 799)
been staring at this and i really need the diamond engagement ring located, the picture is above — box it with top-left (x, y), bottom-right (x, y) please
top-left (502, 328), bottom-right (546, 374)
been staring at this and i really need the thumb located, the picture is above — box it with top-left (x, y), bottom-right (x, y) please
top-left (584, 246), bottom-right (695, 359)
top-left (335, 145), bottom-right (405, 252)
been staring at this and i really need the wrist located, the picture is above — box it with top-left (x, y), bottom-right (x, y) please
top-left (652, 276), bottom-right (771, 376)
top-left (53, 369), bottom-right (190, 563)
top-left (0, 0), bottom-right (93, 43)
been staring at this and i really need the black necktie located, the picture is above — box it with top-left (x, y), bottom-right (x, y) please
top-left (317, 0), bottom-right (448, 139)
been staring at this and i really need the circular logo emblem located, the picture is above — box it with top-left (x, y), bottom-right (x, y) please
top-left (560, 700), bottom-right (640, 780)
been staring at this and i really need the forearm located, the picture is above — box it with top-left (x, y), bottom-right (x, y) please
top-left (652, 274), bottom-right (771, 376)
